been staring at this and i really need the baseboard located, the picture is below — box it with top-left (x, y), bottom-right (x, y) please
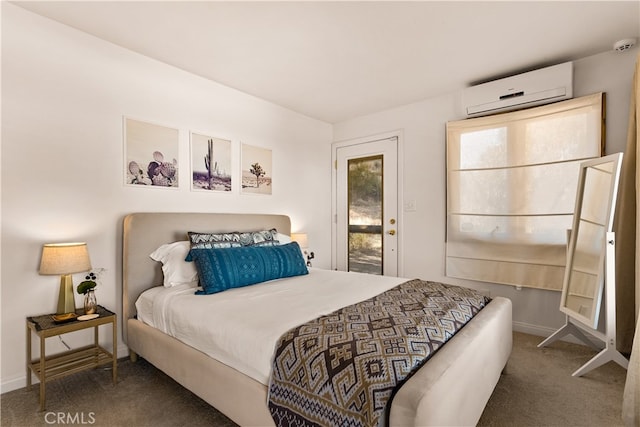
top-left (512, 321), bottom-right (557, 338)
top-left (512, 321), bottom-right (603, 348)
top-left (0, 377), bottom-right (25, 395)
top-left (1, 345), bottom-right (130, 394)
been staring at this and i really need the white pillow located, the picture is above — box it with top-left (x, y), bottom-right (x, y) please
top-left (149, 241), bottom-right (197, 287)
top-left (276, 233), bottom-right (292, 244)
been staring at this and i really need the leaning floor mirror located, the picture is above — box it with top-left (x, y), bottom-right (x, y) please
top-left (539, 152), bottom-right (629, 376)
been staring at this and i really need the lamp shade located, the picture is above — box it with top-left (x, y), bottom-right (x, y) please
top-left (291, 233), bottom-right (308, 249)
top-left (39, 242), bottom-right (92, 275)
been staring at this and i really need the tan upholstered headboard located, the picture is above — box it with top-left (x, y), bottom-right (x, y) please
top-left (122, 212), bottom-right (291, 343)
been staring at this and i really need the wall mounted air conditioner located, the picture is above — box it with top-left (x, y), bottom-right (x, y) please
top-left (463, 62), bottom-right (573, 117)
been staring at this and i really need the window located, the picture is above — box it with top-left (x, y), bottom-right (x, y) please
top-left (348, 155), bottom-right (383, 274)
top-left (446, 93), bottom-right (604, 291)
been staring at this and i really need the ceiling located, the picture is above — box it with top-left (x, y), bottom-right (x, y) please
top-left (12, 1), bottom-right (640, 123)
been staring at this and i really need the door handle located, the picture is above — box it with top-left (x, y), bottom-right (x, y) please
top-left (387, 229), bottom-right (396, 236)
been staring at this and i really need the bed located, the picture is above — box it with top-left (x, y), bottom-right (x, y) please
top-left (122, 212), bottom-right (512, 426)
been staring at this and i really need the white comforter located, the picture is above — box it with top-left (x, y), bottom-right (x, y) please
top-left (135, 268), bottom-right (405, 385)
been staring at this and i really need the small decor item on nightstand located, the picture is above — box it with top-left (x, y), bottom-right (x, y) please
top-left (77, 270), bottom-right (103, 315)
top-left (52, 312), bottom-right (78, 323)
top-left (77, 313), bottom-right (99, 321)
top-left (83, 288), bottom-right (97, 315)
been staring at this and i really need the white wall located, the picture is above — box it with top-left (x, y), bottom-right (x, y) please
top-left (333, 48), bottom-right (638, 338)
top-left (1, 4), bottom-right (332, 392)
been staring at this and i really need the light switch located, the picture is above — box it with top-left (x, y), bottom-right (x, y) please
top-left (404, 200), bottom-right (417, 212)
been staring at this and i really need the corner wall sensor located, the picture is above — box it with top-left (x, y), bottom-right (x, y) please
top-left (613, 38), bottom-right (636, 52)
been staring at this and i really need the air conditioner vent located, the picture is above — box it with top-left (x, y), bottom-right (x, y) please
top-left (463, 62), bottom-right (573, 117)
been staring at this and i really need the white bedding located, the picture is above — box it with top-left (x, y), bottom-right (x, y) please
top-left (135, 268), bottom-right (405, 385)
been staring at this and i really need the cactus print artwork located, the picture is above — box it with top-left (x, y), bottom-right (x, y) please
top-left (190, 133), bottom-right (232, 192)
top-left (125, 118), bottom-right (179, 188)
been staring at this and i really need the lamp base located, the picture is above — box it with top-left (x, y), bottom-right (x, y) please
top-left (57, 274), bottom-right (77, 315)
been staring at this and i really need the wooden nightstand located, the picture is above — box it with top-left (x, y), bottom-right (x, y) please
top-left (26, 305), bottom-right (117, 411)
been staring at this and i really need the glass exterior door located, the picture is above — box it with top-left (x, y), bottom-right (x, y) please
top-left (335, 137), bottom-right (398, 276)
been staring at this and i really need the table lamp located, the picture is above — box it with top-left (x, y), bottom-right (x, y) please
top-left (290, 233), bottom-right (308, 249)
top-left (291, 233), bottom-right (314, 267)
top-left (39, 242), bottom-right (92, 314)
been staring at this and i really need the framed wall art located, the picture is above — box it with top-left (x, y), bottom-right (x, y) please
top-left (124, 117), bottom-right (179, 188)
top-left (190, 132), bottom-right (232, 192)
top-left (241, 143), bottom-right (272, 195)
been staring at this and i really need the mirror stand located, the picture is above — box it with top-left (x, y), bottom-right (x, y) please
top-left (537, 317), bottom-right (601, 351)
top-left (539, 232), bottom-right (629, 376)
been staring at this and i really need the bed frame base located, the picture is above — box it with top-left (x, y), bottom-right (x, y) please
top-left (127, 298), bottom-right (512, 426)
top-left (128, 318), bottom-right (273, 426)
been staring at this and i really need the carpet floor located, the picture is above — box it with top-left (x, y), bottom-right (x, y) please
top-left (1, 332), bottom-right (628, 426)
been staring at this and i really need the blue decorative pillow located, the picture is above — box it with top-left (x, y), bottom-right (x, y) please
top-left (186, 242), bottom-right (308, 295)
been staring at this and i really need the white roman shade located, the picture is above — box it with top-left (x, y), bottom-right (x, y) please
top-left (446, 93), bottom-right (604, 291)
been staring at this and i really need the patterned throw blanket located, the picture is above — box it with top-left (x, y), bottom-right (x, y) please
top-left (268, 279), bottom-right (490, 427)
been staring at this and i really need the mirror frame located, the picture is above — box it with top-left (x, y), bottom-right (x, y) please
top-left (560, 153), bottom-right (623, 328)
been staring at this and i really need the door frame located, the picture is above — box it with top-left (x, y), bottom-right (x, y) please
top-left (331, 130), bottom-right (404, 275)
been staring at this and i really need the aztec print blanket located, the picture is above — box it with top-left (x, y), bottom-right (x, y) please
top-left (267, 279), bottom-right (490, 427)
